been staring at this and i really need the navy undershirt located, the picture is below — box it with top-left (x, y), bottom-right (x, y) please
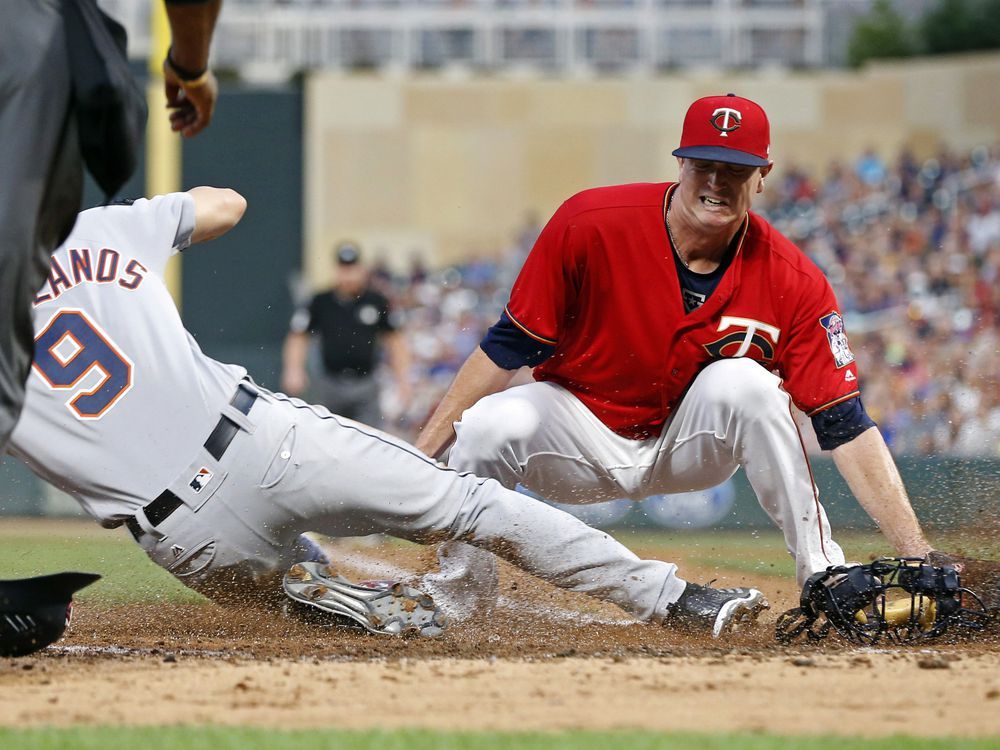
top-left (672, 240), bottom-right (734, 313)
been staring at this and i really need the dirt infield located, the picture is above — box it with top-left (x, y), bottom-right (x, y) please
top-left (2, 538), bottom-right (1000, 738)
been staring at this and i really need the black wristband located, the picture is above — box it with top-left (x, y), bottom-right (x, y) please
top-left (166, 47), bottom-right (207, 82)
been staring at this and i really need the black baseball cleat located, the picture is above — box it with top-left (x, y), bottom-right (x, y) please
top-left (665, 582), bottom-right (769, 638)
top-left (282, 561), bottom-right (448, 637)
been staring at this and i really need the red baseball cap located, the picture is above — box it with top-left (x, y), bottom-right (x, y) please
top-left (672, 93), bottom-right (771, 167)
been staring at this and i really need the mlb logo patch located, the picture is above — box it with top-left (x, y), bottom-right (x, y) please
top-left (189, 467), bottom-right (213, 493)
top-left (820, 312), bottom-right (855, 368)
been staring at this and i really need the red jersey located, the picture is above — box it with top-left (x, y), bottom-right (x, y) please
top-left (505, 182), bottom-right (861, 439)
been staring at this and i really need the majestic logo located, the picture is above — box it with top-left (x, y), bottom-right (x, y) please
top-left (711, 107), bottom-right (742, 137)
top-left (703, 316), bottom-right (781, 361)
top-left (189, 467), bottom-right (214, 493)
top-left (820, 312), bottom-right (855, 368)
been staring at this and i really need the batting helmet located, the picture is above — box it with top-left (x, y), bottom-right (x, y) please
top-left (0, 572), bottom-right (101, 657)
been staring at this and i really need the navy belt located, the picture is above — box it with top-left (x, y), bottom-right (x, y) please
top-left (126, 384), bottom-right (257, 541)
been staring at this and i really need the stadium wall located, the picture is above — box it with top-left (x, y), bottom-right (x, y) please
top-left (304, 52), bottom-right (1000, 274)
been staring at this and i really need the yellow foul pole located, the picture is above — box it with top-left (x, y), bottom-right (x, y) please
top-left (147, 3), bottom-right (182, 305)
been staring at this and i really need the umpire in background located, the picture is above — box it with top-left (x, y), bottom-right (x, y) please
top-left (281, 242), bottom-right (413, 427)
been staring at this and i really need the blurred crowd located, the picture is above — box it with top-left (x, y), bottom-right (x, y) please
top-left (759, 144), bottom-right (1000, 457)
top-left (368, 143), bottom-right (1000, 457)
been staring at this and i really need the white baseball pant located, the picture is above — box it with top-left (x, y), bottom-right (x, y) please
top-left (430, 358), bottom-right (845, 612)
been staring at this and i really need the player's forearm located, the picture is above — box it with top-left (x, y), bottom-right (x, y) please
top-left (164, 0), bottom-right (222, 72)
top-left (415, 347), bottom-right (516, 459)
top-left (282, 333), bottom-right (309, 374)
top-left (187, 187), bottom-right (246, 243)
top-left (831, 426), bottom-right (932, 557)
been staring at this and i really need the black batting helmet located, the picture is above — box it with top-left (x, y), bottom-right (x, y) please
top-left (0, 572), bottom-right (101, 657)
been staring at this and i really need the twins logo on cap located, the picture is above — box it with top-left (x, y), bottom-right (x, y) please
top-left (711, 107), bottom-right (742, 137)
top-left (672, 93), bottom-right (771, 167)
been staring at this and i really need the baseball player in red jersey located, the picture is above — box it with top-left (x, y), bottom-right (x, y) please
top-left (416, 94), bottom-right (936, 618)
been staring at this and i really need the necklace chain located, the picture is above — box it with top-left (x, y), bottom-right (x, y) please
top-left (664, 212), bottom-right (692, 270)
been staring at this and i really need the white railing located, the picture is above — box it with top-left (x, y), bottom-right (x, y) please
top-left (100, 0), bottom-right (827, 73)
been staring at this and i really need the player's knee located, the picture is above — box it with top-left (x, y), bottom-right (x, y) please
top-left (453, 398), bottom-right (499, 444)
top-left (449, 398), bottom-right (509, 471)
top-left (700, 358), bottom-right (786, 418)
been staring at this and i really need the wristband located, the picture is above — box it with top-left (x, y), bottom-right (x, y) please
top-left (165, 47), bottom-right (210, 87)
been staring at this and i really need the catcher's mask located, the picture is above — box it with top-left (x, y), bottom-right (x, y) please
top-left (776, 557), bottom-right (989, 645)
top-left (0, 572), bottom-right (101, 657)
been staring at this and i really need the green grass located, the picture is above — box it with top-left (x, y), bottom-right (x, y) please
top-left (0, 523), bottom-right (201, 604)
top-left (611, 528), bottom-right (901, 579)
top-left (1, 728), bottom-right (996, 750)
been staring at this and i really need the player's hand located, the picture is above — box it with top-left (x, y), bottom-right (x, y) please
top-left (281, 368), bottom-right (308, 397)
top-left (163, 58), bottom-right (218, 138)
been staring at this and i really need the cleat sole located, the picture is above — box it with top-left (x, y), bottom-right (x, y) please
top-left (283, 560), bottom-right (446, 638)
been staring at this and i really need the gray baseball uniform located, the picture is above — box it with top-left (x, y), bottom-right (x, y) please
top-left (8, 193), bottom-right (693, 622)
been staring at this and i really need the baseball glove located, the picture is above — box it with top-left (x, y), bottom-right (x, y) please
top-left (927, 551), bottom-right (1000, 610)
top-left (775, 557), bottom-right (990, 645)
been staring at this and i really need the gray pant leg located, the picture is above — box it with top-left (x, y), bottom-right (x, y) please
top-left (0, 0), bottom-right (82, 448)
top-left (279, 397), bottom-right (684, 621)
top-left (310, 372), bottom-right (382, 426)
top-left (145, 394), bottom-right (683, 620)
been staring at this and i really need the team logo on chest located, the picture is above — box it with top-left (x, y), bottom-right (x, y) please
top-left (703, 316), bottom-right (781, 361)
top-left (819, 312), bottom-right (855, 368)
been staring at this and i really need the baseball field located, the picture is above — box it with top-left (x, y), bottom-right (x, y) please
top-left (2, 518), bottom-right (999, 748)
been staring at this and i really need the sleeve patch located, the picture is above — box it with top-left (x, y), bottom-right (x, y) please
top-left (819, 312), bottom-right (855, 368)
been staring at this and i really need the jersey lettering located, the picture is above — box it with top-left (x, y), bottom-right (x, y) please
top-left (703, 316), bottom-right (781, 361)
top-left (69, 248), bottom-right (94, 285)
top-left (32, 309), bottom-right (134, 420)
top-left (49, 258), bottom-right (72, 298)
top-left (34, 248), bottom-right (147, 305)
top-left (95, 248), bottom-right (120, 282)
top-left (119, 259), bottom-right (148, 290)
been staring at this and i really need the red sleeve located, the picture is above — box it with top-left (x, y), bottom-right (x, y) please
top-left (778, 274), bottom-right (862, 416)
top-left (504, 200), bottom-right (585, 345)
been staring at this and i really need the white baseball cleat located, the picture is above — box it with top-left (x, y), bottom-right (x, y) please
top-left (665, 582), bottom-right (769, 638)
top-left (283, 561), bottom-right (448, 637)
